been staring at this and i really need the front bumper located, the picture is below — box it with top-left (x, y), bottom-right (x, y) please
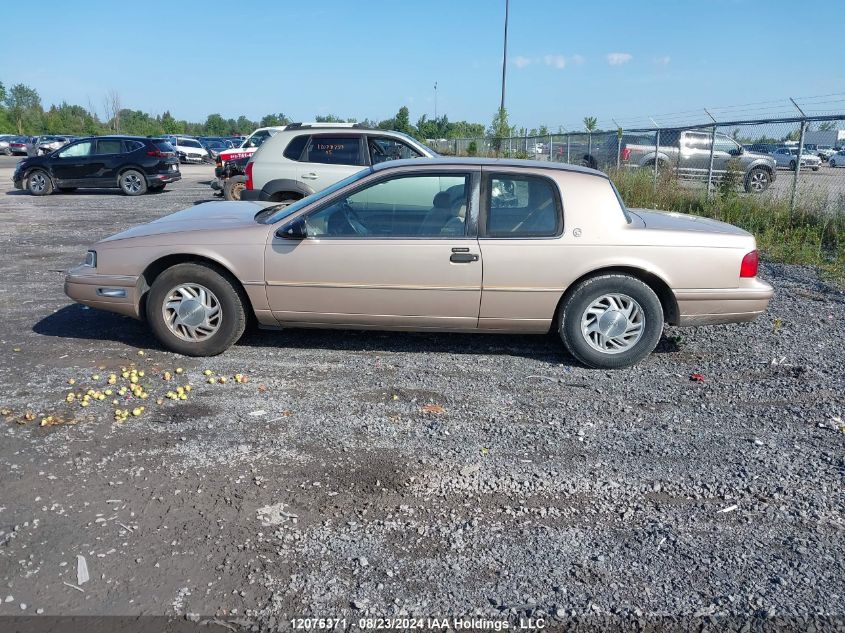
top-left (64, 266), bottom-right (142, 319)
top-left (674, 278), bottom-right (774, 326)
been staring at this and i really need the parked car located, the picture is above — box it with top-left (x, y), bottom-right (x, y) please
top-left (586, 130), bottom-right (777, 193)
top-left (241, 123), bottom-right (436, 203)
top-left (64, 157), bottom-right (772, 369)
top-left (828, 150), bottom-right (845, 168)
top-left (771, 146), bottom-right (821, 171)
top-left (25, 135), bottom-right (72, 156)
top-left (13, 136), bottom-right (180, 196)
top-left (200, 137), bottom-right (235, 159)
top-left (210, 126), bottom-right (287, 199)
top-left (814, 145), bottom-right (835, 161)
top-left (0, 135), bottom-right (13, 155)
top-left (9, 136), bottom-right (29, 155)
top-left (174, 137), bottom-right (210, 164)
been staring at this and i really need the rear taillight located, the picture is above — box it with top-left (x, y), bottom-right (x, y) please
top-left (620, 147), bottom-right (631, 161)
top-left (740, 250), bottom-right (758, 278)
top-left (147, 149), bottom-right (165, 157)
top-left (245, 161), bottom-right (254, 190)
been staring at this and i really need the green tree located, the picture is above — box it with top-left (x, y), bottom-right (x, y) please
top-left (583, 116), bottom-right (598, 132)
top-left (818, 121), bottom-right (836, 131)
top-left (235, 115), bottom-right (255, 133)
top-left (487, 107), bottom-right (511, 155)
top-left (204, 113), bottom-right (227, 136)
top-left (315, 114), bottom-right (346, 123)
top-left (5, 83), bottom-right (42, 134)
top-left (260, 112), bottom-right (291, 127)
top-left (393, 106), bottom-right (412, 135)
top-left (161, 111), bottom-right (178, 134)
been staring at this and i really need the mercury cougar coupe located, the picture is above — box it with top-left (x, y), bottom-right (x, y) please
top-left (64, 158), bottom-right (773, 369)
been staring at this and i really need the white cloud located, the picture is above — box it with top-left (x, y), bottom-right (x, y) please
top-left (654, 55), bottom-right (671, 66)
top-left (570, 54), bottom-right (586, 65)
top-left (543, 54), bottom-right (566, 69)
top-left (514, 56), bottom-right (533, 69)
top-left (606, 52), bottom-right (633, 66)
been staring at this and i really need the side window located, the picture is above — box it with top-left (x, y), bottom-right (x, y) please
top-left (283, 135), bottom-right (309, 161)
top-left (684, 133), bottom-right (711, 151)
top-left (96, 139), bottom-right (124, 155)
top-left (246, 131), bottom-right (272, 148)
top-left (302, 136), bottom-right (363, 166)
top-left (125, 140), bottom-right (144, 152)
top-left (57, 141), bottom-right (94, 158)
top-left (368, 137), bottom-right (422, 164)
top-left (713, 135), bottom-right (739, 153)
top-left (485, 174), bottom-right (560, 238)
top-left (305, 174), bottom-right (469, 238)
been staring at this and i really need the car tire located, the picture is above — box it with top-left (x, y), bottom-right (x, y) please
top-left (119, 170), bottom-right (147, 196)
top-left (831, 158), bottom-right (838, 168)
top-left (812, 166), bottom-right (819, 172)
top-left (148, 184), bottom-right (166, 193)
top-left (789, 160), bottom-right (797, 171)
top-left (27, 170), bottom-right (53, 196)
top-left (146, 262), bottom-right (246, 357)
top-left (744, 167), bottom-right (771, 194)
top-left (223, 175), bottom-right (246, 201)
top-left (269, 192), bottom-right (301, 207)
top-left (558, 274), bottom-right (664, 369)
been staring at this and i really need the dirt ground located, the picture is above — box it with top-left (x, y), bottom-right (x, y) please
top-left (0, 157), bottom-right (843, 632)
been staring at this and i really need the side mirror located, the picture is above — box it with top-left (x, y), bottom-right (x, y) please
top-left (276, 216), bottom-right (307, 240)
top-left (729, 147), bottom-right (743, 156)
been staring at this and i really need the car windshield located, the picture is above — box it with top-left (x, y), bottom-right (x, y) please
top-left (257, 169), bottom-right (371, 224)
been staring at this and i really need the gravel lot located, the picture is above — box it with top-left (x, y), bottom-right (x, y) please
top-left (0, 156), bottom-right (843, 631)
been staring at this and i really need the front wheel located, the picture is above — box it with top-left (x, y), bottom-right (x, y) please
top-left (120, 170), bottom-right (147, 196)
top-left (223, 175), bottom-right (246, 201)
top-left (558, 274), bottom-right (664, 369)
top-left (744, 167), bottom-right (771, 193)
top-left (27, 170), bottom-right (53, 196)
top-left (146, 263), bottom-right (246, 356)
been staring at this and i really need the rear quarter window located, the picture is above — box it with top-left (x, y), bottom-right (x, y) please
top-left (283, 135), bottom-right (309, 161)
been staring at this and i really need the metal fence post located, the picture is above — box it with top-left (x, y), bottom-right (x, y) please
top-left (706, 124), bottom-right (717, 199)
top-left (789, 119), bottom-right (807, 214)
top-left (548, 133), bottom-right (552, 162)
top-left (566, 134), bottom-right (571, 163)
top-left (616, 127), bottom-right (623, 170)
top-left (653, 129), bottom-right (661, 193)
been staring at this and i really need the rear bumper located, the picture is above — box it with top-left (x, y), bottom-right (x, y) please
top-left (64, 266), bottom-right (142, 319)
top-left (149, 171), bottom-right (181, 185)
top-left (674, 279), bottom-right (774, 326)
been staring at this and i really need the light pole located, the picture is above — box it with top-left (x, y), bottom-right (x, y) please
top-left (500, 0), bottom-right (509, 114)
top-left (434, 82), bottom-right (438, 119)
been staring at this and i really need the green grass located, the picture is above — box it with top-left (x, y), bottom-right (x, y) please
top-left (608, 168), bottom-right (845, 282)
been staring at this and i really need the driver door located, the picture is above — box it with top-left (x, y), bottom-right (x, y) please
top-left (264, 168), bottom-right (482, 330)
top-left (52, 140), bottom-right (96, 186)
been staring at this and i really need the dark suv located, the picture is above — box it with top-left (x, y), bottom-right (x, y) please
top-left (13, 136), bottom-right (181, 196)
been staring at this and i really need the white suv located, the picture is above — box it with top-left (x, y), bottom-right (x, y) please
top-left (174, 137), bottom-right (210, 164)
top-left (241, 123), bottom-right (436, 203)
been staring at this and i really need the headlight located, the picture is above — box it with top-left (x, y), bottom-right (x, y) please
top-left (84, 250), bottom-right (97, 267)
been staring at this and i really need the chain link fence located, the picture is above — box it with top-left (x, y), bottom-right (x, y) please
top-left (430, 114), bottom-right (845, 215)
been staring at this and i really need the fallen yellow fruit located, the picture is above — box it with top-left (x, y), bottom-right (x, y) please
top-left (68, 378), bottom-right (76, 385)
top-left (203, 369), bottom-right (213, 376)
top-left (175, 368), bottom-right (184, 374)
top-left (132, 408), bottom-right (142, 416)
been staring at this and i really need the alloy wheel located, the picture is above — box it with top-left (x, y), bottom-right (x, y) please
top-left (580, 293), bottom-right (645, 354)
top-left (748, 170), bottom-right (770, 192)
top-left (122, 173), bottom-right (143, 194)
top-left (162, 283), bottom-right (222, 342)
top-left (29, 173), bottom-right (46, 193)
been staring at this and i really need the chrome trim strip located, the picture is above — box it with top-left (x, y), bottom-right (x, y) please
top-left (266, 281), bottom-right (479, 291)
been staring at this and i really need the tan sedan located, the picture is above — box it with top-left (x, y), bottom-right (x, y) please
top-left (64, 158), bottom-right (773, 369)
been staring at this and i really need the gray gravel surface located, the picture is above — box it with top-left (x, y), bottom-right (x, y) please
top-left (0, 157), bottom-right (843, 631)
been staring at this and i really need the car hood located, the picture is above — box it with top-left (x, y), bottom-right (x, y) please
top-left (99, 201), bottom-right (270, 242)
top-left (745, 150), bottom-right (775, 161)
top-left (629, 208), bottom-right (750, 236)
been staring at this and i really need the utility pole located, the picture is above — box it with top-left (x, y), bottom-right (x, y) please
top-left (500, 0), bottom-right (509, 114)
top-left (434, 82), bottom-right (438, 119)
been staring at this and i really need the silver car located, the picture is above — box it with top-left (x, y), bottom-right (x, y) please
top-left (771, 147), bottom-right (821, 171)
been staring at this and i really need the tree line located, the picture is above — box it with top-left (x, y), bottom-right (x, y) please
top-left (0, 80), bottom-right (519, 142)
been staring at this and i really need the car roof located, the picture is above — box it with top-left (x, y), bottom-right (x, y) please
top-left (370, 156), bottom-right (607, 177)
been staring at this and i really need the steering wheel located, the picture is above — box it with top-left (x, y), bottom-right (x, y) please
top-left (340, 201), bottom-right (368, 236)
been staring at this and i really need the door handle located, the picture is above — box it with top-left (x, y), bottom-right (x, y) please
top-left (302, 172), bottom-right (318, 180)
top-left (450, 252), bottom-right (479, 263)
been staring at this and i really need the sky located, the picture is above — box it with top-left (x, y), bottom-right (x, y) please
top-left (1, 0), bottom-right (843, 131)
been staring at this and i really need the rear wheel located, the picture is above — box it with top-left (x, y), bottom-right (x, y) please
top-left (744, 167), bottom-right (771, 193)
top-left (146, 263), bottom-right (246, 356)
top-left (789, 160), bottom-right (797, 171)
top-left (27, 170), bottom-right (53, 196)
top-left (223, 175), bottom-right (246, 201)
top-left (269, 192), bottom-right (302, 207)
top-left (120, 170), bottom-right (147, 196)
top-left (558, 274), bottom-right (664, 369)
